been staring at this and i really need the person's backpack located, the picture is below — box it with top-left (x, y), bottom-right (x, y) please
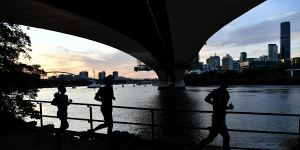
top-left (94, 87), bottom-right (104, 102)
top-left (51, 92), bottom-right (60, 106)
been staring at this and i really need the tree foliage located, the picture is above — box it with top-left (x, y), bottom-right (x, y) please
top-left (0, 22), bottom-right (45, 121)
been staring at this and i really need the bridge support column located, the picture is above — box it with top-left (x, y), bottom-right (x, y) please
top-left (156, 69), bottom-right (186, 90)
top-left (158, 80), bottom-right (170, 90)
top-left (156, 70), bottom-right (171, 90)
top-left (173, 69), bottom-right (186, 90)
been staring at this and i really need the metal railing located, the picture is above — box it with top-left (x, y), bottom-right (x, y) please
top-left (28, 100), bottom-right (300, 149)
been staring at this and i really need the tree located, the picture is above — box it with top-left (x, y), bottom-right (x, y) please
top-left (0, 22), bottom-right (45, 123)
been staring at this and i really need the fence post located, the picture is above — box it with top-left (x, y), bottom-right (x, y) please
top-left (39, 103), bottom-right (43, 127)
top-left (89, 106), bottom-right (93, 130)
top-left (150, 109), bottom-right (155, 140)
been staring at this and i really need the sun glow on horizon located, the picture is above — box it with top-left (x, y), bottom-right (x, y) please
top-left (20, 26), bottom-right (157, 79)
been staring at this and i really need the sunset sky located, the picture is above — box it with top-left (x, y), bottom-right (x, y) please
top-left (20, 0), bottom-right (300, 79)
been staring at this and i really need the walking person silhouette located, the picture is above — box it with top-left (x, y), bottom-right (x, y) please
top-left (194, 79), bottom-right (234, 150)
top-left (51, 85), bottom-right (72, 132)
top-left (88, 75), bottom-right (115, 134)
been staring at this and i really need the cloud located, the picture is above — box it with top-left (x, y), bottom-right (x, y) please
top-left (24, 45), bottom-right (157, 78)
top-left (209, 11), bottom-right (300, 48)
top-left (267, 11), bottom-right (297, 21)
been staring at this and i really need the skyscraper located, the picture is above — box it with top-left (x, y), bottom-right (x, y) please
top-left (280, 22), bottom-right (290, 63)
top-left (98, 71), bottom-right (106, 80)
top-left (79, 71), bottom-right (89, 79)
top-left (268, 44), bottom-right (278, 61)
top-left (222, 54), bottom-right (233, 70)
top-left (112, 71), bottom-right (118, 79)
top-left (233, 60), bottom-right (240, 70)
top-left (240, 52), bottom-right (247, 62)
top-left (206, 54), bottom-right (220, 71)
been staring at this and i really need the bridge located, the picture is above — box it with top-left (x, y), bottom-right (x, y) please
top-left (0, 0), bottom-right (265, 89)
top-left (46, 71), bottom-right (76, 76)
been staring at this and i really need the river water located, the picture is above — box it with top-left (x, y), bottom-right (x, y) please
top-left (33, 85), bottom-right (300, 149)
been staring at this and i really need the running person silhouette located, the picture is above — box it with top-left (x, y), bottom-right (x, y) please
top-left (88, 75), bottom-right (115, 134)
top-left (194, 79), bottom-right (233, 150)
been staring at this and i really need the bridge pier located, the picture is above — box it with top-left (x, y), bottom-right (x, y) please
top-left (157, 80), bottom-right (171, 90)
top-left (156, 69), bottom-right (186, 90)
top-left (156, 70), bottom-right (171, 90)
top-left (173, 69), bottom-right (186, 90)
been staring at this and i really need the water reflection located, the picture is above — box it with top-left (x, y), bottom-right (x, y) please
top-left (153, 90), bottom-right (203, 143)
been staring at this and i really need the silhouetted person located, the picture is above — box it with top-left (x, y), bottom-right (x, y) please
top-left (194, 81), bottom-right (234, 150)
top-left (88, 75), bottom-right (115, 134)
top-left (51, 85), bottom-right (72, 132)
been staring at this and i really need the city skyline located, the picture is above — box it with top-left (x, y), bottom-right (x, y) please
top-left (202, 19), bottom-right (298, 64)
top-left (19, 0), bottom-right (300, 78)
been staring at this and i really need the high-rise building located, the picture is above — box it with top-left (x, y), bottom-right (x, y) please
top-left (268, 44), bottom-right (278, 61)
top-left (240, 52), bottom-right (247, 62)
top-left (222, 54), bottom-right (233, 70)
top-left (280, 22), bottom-right (291, 63)
top-left (79, 71), bottom-right (89, 79)
top-left (98, 71), bottom-right (106, 80)
top-left (206, 54), bottom-right (220, 71)
top-left (233, 60), bottom-right (240, 70)
top-left (112, 71), bottom-right (118, 79)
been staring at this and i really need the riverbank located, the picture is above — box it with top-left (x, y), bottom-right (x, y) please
top-left (184, 70), bottom-right (300, 86)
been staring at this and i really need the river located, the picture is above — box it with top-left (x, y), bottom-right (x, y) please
top-left (33, 85), bottom-right (300, 149)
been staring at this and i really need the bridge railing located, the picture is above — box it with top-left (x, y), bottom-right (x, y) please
top-left (28, 100), bottom-right (300, 149)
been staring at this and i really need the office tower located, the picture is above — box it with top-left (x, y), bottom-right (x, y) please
top-left (98, 71), bottom-right (106, 80)
top-left (240, 52), bottom-right (247, 62)
top-left (79, 71), bottom-right (89, 79)
top-left (280, 22), bottom-right (290, 63)
top-left (206, 54), bottom-right (220, 71)
top-left (233, 60), bottom-right (240, 70)
top-left (112, 71), bottom-right (118, 78)
top-left (222, 54), bottom-right (233, 70)
top-left (268, 44), bottom-right (278, 61)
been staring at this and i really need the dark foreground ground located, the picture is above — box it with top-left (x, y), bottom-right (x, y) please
top-left (1, 126), bottom-right (297, 150)
top-left (0, 126), bottom-right (195, 150)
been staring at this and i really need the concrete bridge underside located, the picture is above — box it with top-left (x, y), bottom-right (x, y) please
top-left (0, 0), bottom-right (264, 89)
